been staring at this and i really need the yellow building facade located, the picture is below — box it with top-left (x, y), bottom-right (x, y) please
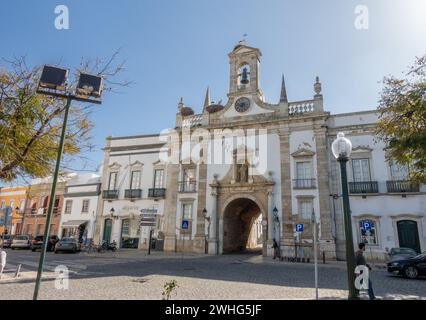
top-left (0, 186), bottom-right (28, 235)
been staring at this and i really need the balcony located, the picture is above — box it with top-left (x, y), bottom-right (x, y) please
top-left (293, 179), bottom-right (316, 189)
top-left (148, 188), bottom-right (166, 198)
top-left (125, 189), bottom-right (142, 199)
top-left (386, 180), bottom-right (420, 193)
top-left (103, 190), bottom-right (119, 200)
top-left (349, 181), bottom-right (378, 194)
top-left (178, 181), bottom-right (197, 193)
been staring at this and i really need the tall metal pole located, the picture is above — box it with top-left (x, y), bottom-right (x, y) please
top-left (338, 157), bottom-right (358, 299)
top-left (33, 97), bottom-right (71, 300)
top-left (21, 187), bottom-right (30, 234)
top-left (312, 208), bottom-right (318, 300)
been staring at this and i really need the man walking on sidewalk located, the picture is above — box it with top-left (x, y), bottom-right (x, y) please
top-left (355, 242), bottom-right (376, 300)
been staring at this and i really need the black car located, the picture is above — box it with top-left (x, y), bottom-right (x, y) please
top-left (31, 235), bottom-right (59, 252)
top-left (387, 247), bottom-right (417, 261)
top-left (387, 252), bottom-right (426, 279)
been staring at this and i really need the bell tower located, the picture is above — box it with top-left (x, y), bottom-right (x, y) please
top-left (228, 41), bottom-right (262, 98)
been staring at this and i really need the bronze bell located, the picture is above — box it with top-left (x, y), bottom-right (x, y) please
top-left (240, 67), bottom-right (249, 84)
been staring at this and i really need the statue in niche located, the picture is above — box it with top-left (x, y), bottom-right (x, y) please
top-left (237, 162), bottom-right (249, 182)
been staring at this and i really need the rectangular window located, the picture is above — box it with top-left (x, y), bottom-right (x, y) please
top-left (299, 200), bottom-right (313, 220)
top-left (36, 224), bottom-right (43, 235)
top-left (82, 199), bottom-right (90, 213)
top-left (19, 199), bottom-right (26, 211)
top-left (108, 172), bottom-right (118, 190)
top-left (352, 158), bottom-right (371, 182)
top-left (183, 168), bottom-right (196, 183)
top-left (359, 220), bottom-right (378, 245)
top-left (154, 169), bottom-right (164, 188)
top-left (64, 200), bottom-right (73, 214)
top-left (121, 219), bottom-right (130, 237)
top-left (130, 170), bottom-right (141, 189)
top-left (296, 162), bottom-right (312, 180)
top-left (182, 203), bottom-right (193, 220)
top-left (1, 201), bottom-right (6, 209)
top-left (389, 161), bottom-right (409, 180)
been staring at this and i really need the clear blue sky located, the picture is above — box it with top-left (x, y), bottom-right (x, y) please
top-left (1, 0), bottom-right (425, 174)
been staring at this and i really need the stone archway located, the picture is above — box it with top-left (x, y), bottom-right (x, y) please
top-left (222, 197), bottom-right (263, 254)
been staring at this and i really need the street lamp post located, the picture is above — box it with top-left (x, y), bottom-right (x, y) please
top-left (331, 132), bottom-right (358, 300)
top-left (33, 65), bottom-right (103, 300)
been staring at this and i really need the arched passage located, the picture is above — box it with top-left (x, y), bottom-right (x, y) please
top-left (222, 198), bottom-right (263, 254)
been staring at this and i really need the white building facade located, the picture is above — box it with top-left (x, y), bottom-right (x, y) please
top-left (94, 42), bottom-right (426, 260)
top-left (59, 173), bottom-right (101, 242)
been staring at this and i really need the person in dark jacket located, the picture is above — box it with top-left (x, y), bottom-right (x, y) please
top-left (355, 242), bottom-right (376, 300)
top-left (272, 239), bottom-right (280, 260)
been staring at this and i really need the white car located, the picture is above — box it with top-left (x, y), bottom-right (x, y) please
top-left (11, 235), bottom-right (32, 250)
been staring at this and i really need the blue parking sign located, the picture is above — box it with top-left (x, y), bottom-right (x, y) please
top-left (363, 221), bottom-right (371, 231)
top-left (296, 223), bottom-right (304, 232)
top-left (182, 219), bottom-right (189, 230)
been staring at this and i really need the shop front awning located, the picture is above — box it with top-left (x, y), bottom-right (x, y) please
top-left (61, 220), bottom-right (89, 227)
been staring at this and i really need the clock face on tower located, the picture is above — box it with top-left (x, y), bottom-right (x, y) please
top-left (234, 97), bottom-right (250, 113)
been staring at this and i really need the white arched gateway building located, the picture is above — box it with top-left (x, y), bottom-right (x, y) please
top-left (94, 42), bottom-right (426, 261)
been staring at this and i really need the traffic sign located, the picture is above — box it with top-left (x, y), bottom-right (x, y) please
top-left (363, 221), bottom-right (371, 232)
top-left (181, 220), bottom-right (189, 230)
top-left (140, 213), bottom-right (157, 227)
top-left (296, 223), bottom-right (304, 232)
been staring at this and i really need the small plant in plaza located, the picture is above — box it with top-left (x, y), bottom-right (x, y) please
top-left (162, 280), bottom-right (179, 300)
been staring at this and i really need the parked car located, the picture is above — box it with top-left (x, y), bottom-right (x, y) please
top-left (1, 234), bottom-right (13, 248)
top-left (31, 235), bottom-right (59, 252)
top-left (387, 252), bottom-right (426, 279)
top-left (55, 237), bottom-right (80, 253)
top-left (10, 235), bottom-right (32, 250)
top-left (388, 247), bottom-right (418, 262)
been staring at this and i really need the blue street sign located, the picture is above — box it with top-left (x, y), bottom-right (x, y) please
top-left (181, 219), bottom-right (189, 230)
top-left (363, 221), bottom-right (371, 231)
top-left (296, 223), bottom-right (304, 232)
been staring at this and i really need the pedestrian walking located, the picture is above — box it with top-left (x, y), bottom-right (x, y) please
top-left (355, 242), bottom-right (376, 300)
top-left (272, 238), bottom-right (280, 260)
top-left (0, 248), bottom-right (6, 279)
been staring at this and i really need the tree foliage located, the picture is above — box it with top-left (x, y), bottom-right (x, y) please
top-left (0, 52), bottom-right (129, 182)
top-left (376, 54), bottom-right (426, 183)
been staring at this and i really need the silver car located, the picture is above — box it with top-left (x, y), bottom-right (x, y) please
top-left (11, 235), bottom-right (32, 249)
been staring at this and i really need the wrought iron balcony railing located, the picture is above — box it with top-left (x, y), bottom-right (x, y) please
top-left (103, 190), bottom-right (119, 199)
top-left (386, 180), bottom-right (420, 193)
top-left (293, 179), bottom-right (316, 189)
top-left (178, 181), bottom-right (197, 193)
top-left (148, 188), bottom-right (166, 198)
top-left (125, 189), bottom-right (142, 199)
top-left (349, 181), bottom-right (378, 194)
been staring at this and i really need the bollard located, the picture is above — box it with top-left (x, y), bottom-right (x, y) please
top-left (14, 264), bottom-right (21, 278)
top-left (323, 251), bottom-right (326, 264)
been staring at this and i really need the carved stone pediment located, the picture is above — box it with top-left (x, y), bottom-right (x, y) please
top-left (130, 160), bottom-right (144, 168)
top-left (352, 145), bottom-right (373, 153)
top-left (108, 162), bottom-right (121, 170)
top-left (291, 148), bottom-right (315, 158)
top-left (212, 162), bottom-right (274, 188)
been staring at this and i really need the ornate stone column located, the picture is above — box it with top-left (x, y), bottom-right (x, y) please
top-left (278, 128), bottom-right (293, 252)
top-left (163, 163), bottom-right (179, 252)
top-left (314, 126), bottom-right (336, 259)
top-left (208, 189), bottom-right (218, 254)
top-left (267, 191), bottom-right (273, 241)
top-left (193, 163), bottom-right (207, 253)
top-left (94, 137), bottom-right (112, 245)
